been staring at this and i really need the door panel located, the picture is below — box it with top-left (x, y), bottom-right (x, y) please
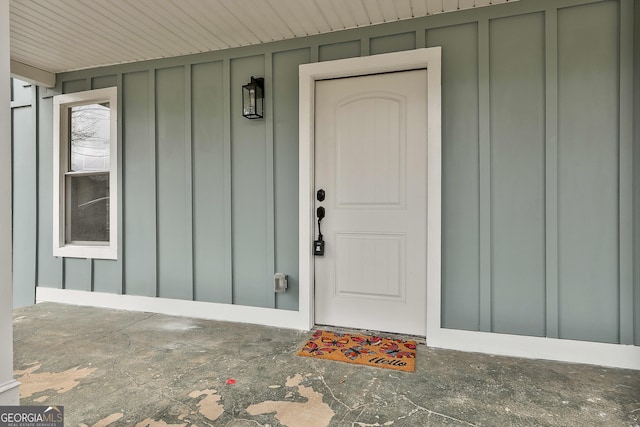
top-left (335, 94), bottom-right (405, 208)
top-left (334, 233), bottom-right (405, 300)
top-left (314, 70), bottom-right (427, 336)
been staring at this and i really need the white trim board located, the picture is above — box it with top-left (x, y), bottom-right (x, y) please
top-left (0, 380), bottom-right (20, 405)
top-left (430, 328), bottom-right (640, 371)
top-left (0, 0), bottom-right (18, 404)
top-left (36, 287), bottom-right (640, 370)
top-left (52, 87), bottom-right (119, 260)
top-left (36, 287), bottom-right (305, 331)
top-left (298, 47), bottom-right (443, 336)
top-left (10, 60), bottom-right (55, 88)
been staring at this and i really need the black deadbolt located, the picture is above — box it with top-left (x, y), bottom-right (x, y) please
top-left (316, 189), bottom-right (325, 202)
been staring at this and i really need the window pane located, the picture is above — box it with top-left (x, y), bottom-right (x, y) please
top-left (66, 174), bottom-right (109, 242)
top-left (69, 103), bottom-right (110, 172)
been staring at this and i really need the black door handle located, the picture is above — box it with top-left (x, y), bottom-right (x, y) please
top-left (314, 206), bottom-right (325, 256)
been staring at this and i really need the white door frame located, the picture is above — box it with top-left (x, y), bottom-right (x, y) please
top-left (297, 48), bottom-right (443, 339)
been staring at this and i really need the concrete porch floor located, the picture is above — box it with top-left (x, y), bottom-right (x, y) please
top-left (12, 302), bottom-right (640, 427)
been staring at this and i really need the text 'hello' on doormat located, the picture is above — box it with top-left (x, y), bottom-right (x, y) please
top-left (297, 330), bottom-right (416, 372)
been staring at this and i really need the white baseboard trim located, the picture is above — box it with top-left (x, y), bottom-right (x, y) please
top-left (429, 327), bottom-right (640, 370)
top-left (0, 379), bottom-right (20, 405)
top-left (36, 287), bottom-right (308, 331)
top-left (37, 287), bottom-right (640, 370)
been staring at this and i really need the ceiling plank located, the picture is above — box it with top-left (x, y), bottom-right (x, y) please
top-left (427, 0), bottom-right (444, 15)
top-left (377, 0), bottom-right (400, 21)
top-left (459, 0), bottom-right (476, 9)
top-left (361, 0), bottom-right (385, 23)
top-left (395, 0), bottom-right (414, 18)
top-left (10, 0), bottom-right (519, 74)
top-left (410, 0), bottom-right (429, 17)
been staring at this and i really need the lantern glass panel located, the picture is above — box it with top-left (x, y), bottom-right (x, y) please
top-left (242, 77), bottom-right (264, 119)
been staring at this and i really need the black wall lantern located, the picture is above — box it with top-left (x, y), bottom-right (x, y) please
top-left (242, 76), bottom-right (264, 119)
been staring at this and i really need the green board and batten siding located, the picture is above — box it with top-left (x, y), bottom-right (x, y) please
top-left (489, 12), bottom-right (546, 337)
top-left (10, 79), bottom-right (37, 307)
top-left (635, 0), bottom-right (640, 346)
top-left (11, 0), bottom-right (639, 346)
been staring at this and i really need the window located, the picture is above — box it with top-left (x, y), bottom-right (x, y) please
top-left (53, 87), bottom-right (117, 259)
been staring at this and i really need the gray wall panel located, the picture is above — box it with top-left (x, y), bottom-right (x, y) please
top-left (123, 71), bottom-right (157, 297)
top-left (62, 79), bottom-right (88, 94)
top-left (370, 32), bottom-right (416, 55)
top-left (63, 258), bottom-right (91, 291)
top-left (36, 95), bottom-right (63, 289)
top-left (273, 48), bottom-right (310, 310)
top-left (93, 260), bottom-right (121, 294)
top-left (557, 1), bottom-right (620, 343)
top-left (634, 0), bottom-right (640, 346)
top-left (319, 40), bottom-right (361, 62)
top-left (192, 61), bottom-right (230, 303)
top-left (230, 55), bottom-right (271, 308)
top-left (11, 79), bottom-right (31, 104)
top-left (618, 0), bottom-right (634, 345)
top-left (12, 101), bottom-right (37, 307)
top-left (92, 75), bottom-right (117, 89)
top-left (156, 66), bottom-right (193, 300)
top-left (427, 24), bottom-right (480, 331)
top-left (489, 13), bottom-right (546, 336)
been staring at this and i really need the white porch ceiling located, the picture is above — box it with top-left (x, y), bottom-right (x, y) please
top-left (10, 0), bottom-right (516, 78)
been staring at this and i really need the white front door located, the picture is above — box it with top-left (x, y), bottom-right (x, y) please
top-left (314, 70), bottom-right (428, 336)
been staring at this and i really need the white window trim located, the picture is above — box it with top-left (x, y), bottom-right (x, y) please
top-left (53, 87), bottom-right (118, 260)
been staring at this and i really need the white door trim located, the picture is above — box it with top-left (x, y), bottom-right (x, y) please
top-left (298, 48), bottom-right (443, 337)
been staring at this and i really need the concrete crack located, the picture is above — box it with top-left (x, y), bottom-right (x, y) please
top-left (317, 374), bottom-right (352, 410)
top-left (225, 418), bottom-right (265, 426)
top-left (348, 406), bottom-right (367, 426)
top-left (400, 395), bottom-right (478, 426)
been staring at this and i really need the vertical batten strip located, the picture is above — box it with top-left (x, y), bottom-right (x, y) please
top-left (544, 8), bottom-right (559, 339)
top-left (416, 29), bottom-right (426, 49)
top-left (33, 85), bottom-right (40, 300)
top-left (310, 45), bottom-right (319, 63)
top-left (478, 18), bottom-right (492, 332)
top-left (184, 64), bottom-right (195, 301)
top-left (618, 0), bottom-right (633, 345)
top-left (116, 73), bottom-right (124, 295)
top-left (265, 53), bottom-right (276, 308)
top-left (90, 260), bottom-right (95, 292)
top-left (223, 59), bottom-right (233, 303)
top-left (634, 0), bottom-right (640, 347)
top-left (87, 256), bottom-right (93, 291)
top-left (61, 257), bottom-right (65, 289)
top-left (150, 69), bottom-right (159, 298)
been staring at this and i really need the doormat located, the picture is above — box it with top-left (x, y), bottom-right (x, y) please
top-left (297, 330), bottom-right (416, 372)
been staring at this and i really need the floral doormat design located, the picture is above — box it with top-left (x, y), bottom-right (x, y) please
top-left (297, 330), bottom-right (416, 372)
